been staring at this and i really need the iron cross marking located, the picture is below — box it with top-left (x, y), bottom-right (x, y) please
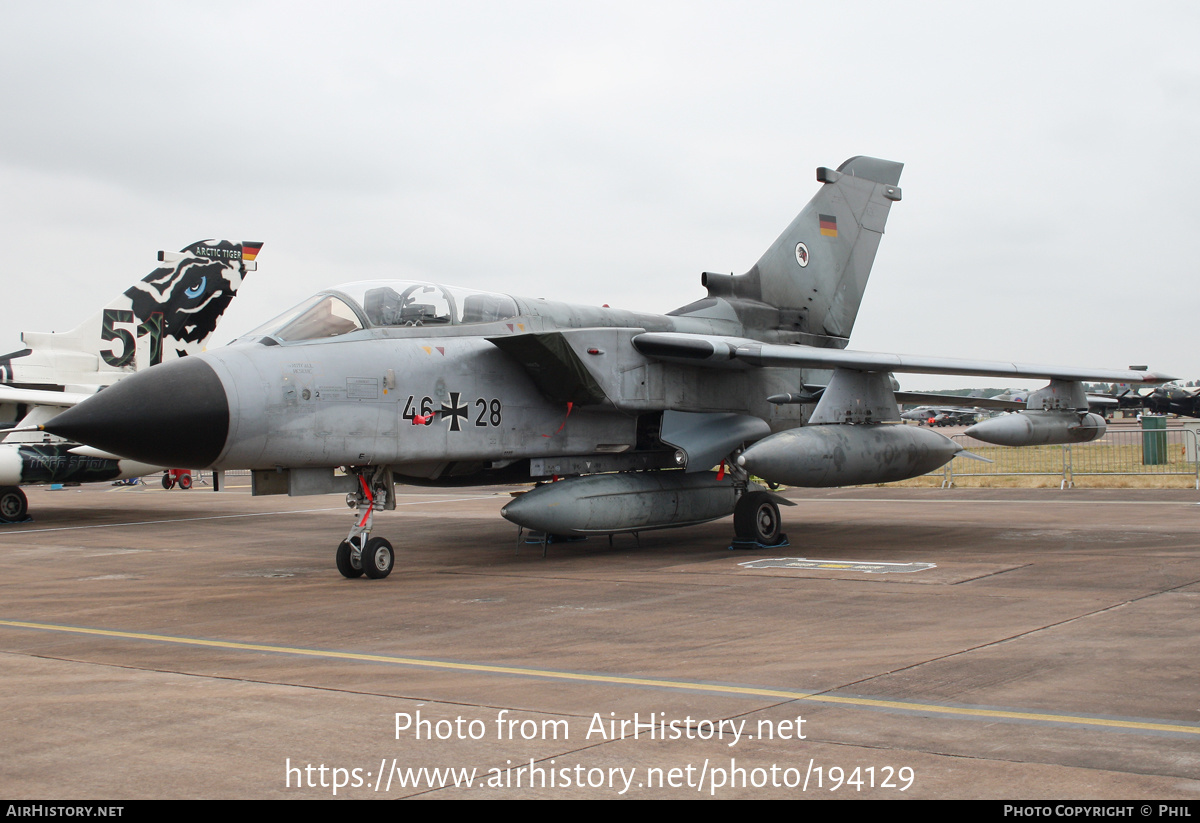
top-left (441, 392), bottom-right (469, 432)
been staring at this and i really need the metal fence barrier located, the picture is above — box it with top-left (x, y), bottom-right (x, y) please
top-left (934, 426), bottom-right (1200, 489)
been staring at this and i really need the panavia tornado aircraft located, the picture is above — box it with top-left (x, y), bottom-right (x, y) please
top-left (0, 240), bottom-right (260, 521)
top-left (43, 157), bottom-right (1171, 579)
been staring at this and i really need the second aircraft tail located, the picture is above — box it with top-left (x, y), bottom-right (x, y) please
top-left (2, 240), bottom-right (261, 387)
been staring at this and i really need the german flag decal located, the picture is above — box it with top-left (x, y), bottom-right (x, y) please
top-left (241, 242), bottom-right (264, 261)
top-left (818, 214), bottom-right (838, 238)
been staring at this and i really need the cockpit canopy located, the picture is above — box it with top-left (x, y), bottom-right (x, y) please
top-left (244, 280), bottom-right (520, 343)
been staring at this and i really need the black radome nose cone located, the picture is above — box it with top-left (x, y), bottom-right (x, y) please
top-left (45, 357), bottom-right (230, 468)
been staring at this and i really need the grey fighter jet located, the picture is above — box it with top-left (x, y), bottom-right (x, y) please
top-left (43, 157), bottom-right (1172, 579)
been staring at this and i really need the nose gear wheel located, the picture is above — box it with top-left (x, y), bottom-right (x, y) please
top-left (335, 466), bottom-right (395, 579)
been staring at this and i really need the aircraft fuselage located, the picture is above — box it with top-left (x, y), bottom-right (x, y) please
top-left (201, 297), bottom-right (808, 476)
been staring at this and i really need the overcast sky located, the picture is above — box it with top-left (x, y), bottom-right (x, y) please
top-left (1, 1), bottom-right (1196, 390)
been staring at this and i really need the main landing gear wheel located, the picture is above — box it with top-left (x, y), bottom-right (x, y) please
top-left (734, 491), bottom-right (782, 545)
top-left (361, 537), bottom-right (394, 579)
top-left (0, 486), bottom-right (27, 522)
top-left (336, 540), bottom-right (364, 579)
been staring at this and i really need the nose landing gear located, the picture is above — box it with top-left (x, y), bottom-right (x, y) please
top-left (336, 466), bottom-right (395, 579)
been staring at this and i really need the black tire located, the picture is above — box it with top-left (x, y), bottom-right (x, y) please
top-left (162, 474), bottom-right (174, 490)
top-left (362, 536), bottom-right (394, 579)
top-left (734, 492), bottom-right (782, 545)
top-left (0, 486), bottom-right (27, 522)
top-left (179, 474), bottom-right (193, 490)
top-left (336, 540), bottom-right (364, 579)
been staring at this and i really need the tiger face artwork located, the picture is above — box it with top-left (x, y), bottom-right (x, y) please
top-left (0, 239), bottom-right (261, 386)
top-left (120, 240), bottom-right (260, 363)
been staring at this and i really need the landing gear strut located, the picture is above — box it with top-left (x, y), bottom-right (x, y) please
top-left (337, 466), bottom-right (395, 579)
top-left (728, 453), bottom-right (788, 548)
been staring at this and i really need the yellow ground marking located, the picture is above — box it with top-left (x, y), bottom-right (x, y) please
top-left (1, 619), bottom-right (1196, 736)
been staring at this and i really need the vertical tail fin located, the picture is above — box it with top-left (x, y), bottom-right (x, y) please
top-left (705, 157), bottom-right (902, 344)
top-left (8, 240), bottom-right (260, 387)
top-left (123, 240), bottom-right (262, 363)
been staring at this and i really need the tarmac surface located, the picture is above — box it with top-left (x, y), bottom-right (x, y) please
top-left (2, 479), bottom-right (1199, 799)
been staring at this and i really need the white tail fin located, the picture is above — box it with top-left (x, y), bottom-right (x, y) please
top-left (0, 240), bottom-right (261, 388)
